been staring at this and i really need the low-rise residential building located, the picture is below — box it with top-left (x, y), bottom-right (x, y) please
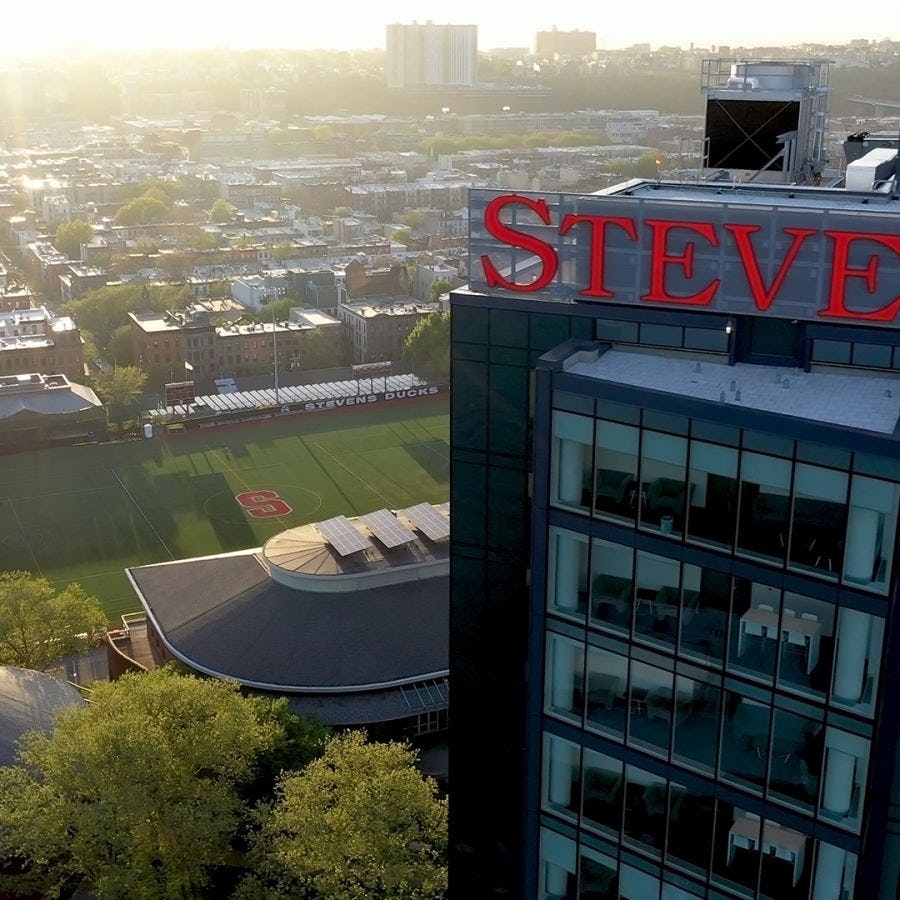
top-left (231, 273), bottom-right (288, 310)
top-left (0, 285), bottom-right (34, 312)
top-left (58, 264), bottom-right (108, 304)
top-left (0, 307), bottom-right (83, 379)
top-left (41, 194), bottom-right (71, 227)
top-left (217, 179), bottom-right (282, 210)
top-left (129, 306), bottom-right (343, 382)
top-left (129, 308), bottom-right (216, 381)
top-left (413, 260), bottom-right (462, 302)
top-left (344, 258), bottom-right (408, 299)
top-left (339, 297), bottom-right (440, 364)
top-left (23, 241), bottom-right (72, 300)
top-left (285, 269), bottom-right (340, 312)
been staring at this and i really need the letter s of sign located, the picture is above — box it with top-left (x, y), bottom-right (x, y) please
top-left (481, 194), bottom-right (559, 292)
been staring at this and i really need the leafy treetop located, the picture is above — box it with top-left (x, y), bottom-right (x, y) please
top-left (0, 571), bottom-right (106, 671)
top-left (240, 731), bottom-right (448, 900)
top-left (54, 219), bottom-right (93, 260)
top-left (403, 310), bottom-right (449, 380)
top-left (0, 668), bottom-right (280, 900)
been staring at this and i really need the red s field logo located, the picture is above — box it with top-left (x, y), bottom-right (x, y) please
top-left (235, 490), bottom-right (292, 518)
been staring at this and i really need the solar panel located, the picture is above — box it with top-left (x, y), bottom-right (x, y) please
top-left (315, 515), bottom-right (373, 556)
top-left (398, 503), bottom-right (450, 541)
top-left (362, 508), bottom-right (417, 548)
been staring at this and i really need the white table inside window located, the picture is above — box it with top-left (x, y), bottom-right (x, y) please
top-left (727, 816), bottom-right (807, 886)
top-left (781, 615), bottom-right (821, 674)
top-left (738, 608), bottom-right (822, 674)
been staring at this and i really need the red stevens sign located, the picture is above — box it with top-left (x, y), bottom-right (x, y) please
top-left (480, 194), bottom-right (900, 324)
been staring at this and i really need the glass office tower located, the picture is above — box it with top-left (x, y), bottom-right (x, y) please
top-left (449, 177), bottom-right (900, 899)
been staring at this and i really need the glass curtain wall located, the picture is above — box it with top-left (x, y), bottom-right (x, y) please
top-left (593, 420), bottom-right (639, 523)
top-left (738, 452), bottom-right (792, 564)
top-left (548, 527), bottom-right (590, 619)
top-left (687, 440), bottom-right (739, 550)
top-left (552, 411), bottom-right (594, 514)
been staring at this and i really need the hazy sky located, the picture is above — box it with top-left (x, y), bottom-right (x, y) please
top-left (5, 0), bottom-right (879, 59)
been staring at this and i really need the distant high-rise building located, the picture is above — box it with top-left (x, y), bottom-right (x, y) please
top-left (535, 27), bottom-right (597, 57)
top-left (386, 22), bottom-right (477, 89)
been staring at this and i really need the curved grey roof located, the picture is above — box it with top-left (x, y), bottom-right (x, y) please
top-left (0, 379), bottom-right (101, 420)
top-left (0, 666), bottom-right (84, 766)
top-left (128, 552), bottom-right (448, 696)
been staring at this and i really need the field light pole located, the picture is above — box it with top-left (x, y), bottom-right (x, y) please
top-left (272, 303), bottom-right (280, 404)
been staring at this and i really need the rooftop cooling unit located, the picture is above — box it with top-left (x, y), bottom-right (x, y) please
top-left (701, 60), bottom-right (830, 184)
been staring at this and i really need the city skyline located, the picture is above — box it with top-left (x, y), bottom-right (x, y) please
top-left (3, 0), bottom-right (891, 60)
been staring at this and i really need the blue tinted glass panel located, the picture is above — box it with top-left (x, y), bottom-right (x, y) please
top-left (812, 339), bottom-right (850, 364)
top-left (597, 319), bottom-right (639, 343)
top-left (851, 342), bottom-right (892, 368)
top-left (641, 323), bottom-right (682, 347)
top-left (684, 327), bottom-right (728, 352)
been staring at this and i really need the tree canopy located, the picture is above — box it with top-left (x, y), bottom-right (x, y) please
top-left (243, 696), bottom-right (329, 804)
top-left (296, 327), bottom-right (347, 371)
top-left (241, 731), bottom-right (447, 900)
top-left (403, 310), bottom-right (450, 380)
top-left (114, 193), bottom-right (170, 226)
top-left (0, 571), bottom-right (106, 671)
top-left (430, 278), bottom-right (453, 302)
top-left (210, 199), bottom-right (236, 224)
top-left (54, 219), bottom-right (93, 260)
top-left (91, 365), bottom-right (147, 422)
top-left (63, 283), bottom-right (192, 352)
top-left (0, 668), bottom-right (280, 900)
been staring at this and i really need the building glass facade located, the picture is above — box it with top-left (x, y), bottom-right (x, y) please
top-left (533, 376), bottom-right (896, 898)
top-left (450, 177), bottom-right (900, 900)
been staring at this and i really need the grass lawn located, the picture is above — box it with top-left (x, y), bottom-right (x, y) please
top-left (0, 400), bottom-right (449, 621)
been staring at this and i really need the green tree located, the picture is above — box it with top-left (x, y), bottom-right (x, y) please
top-left (91, 365), bottom-right (147, 424)
top-left (401, 210), bottom-right (427, 230)
top-left (403, 310), bottom-right (450, 380)
top-left (157, 249), bottom-right (198, 281)
top-left (392, 226), bottom-right (412, 246)
top-left (132, 179), bottom-right (187, 203)
top-left (244, 296), bottom-right (297, 324)
top-left (244, 697), bottom-right (329, 803)
top-left (210, 199), bottom-right (236, 224)
top-left (430, 278), bottom-right (453, 302)
top-left (113, 194), bottom-right (170, 226)
top-left (295, 327), bottom-right (346, 370)
top-left (242, 731), bottom-right (447, 900)
top-left (175, 225), bottom-right (219, 251)
top-left (0, 668), bottom-right (279, 900)
top-left (0, 572), bottom-right (106, 670)
top-left (54, 219), bottom-right (93, 260)
top-left (64, 283), bottom-right (191, 352)
top-left (108, 324), bottom-right (135, 366)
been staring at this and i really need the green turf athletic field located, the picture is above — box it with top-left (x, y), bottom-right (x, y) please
top-left (0, 401), bottom-right (449, 621)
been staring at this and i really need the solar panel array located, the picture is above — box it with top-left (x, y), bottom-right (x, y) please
top-left (399, 502), bottom-right (450, 541)
top-left (401, 676), bottom-right (449, 711)
top-left (153, 373), bottom-right (427, 416)
top-left (315, 515), bottom-right (374, 556)
top-left (362, 508), bottom-right (417, 548)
